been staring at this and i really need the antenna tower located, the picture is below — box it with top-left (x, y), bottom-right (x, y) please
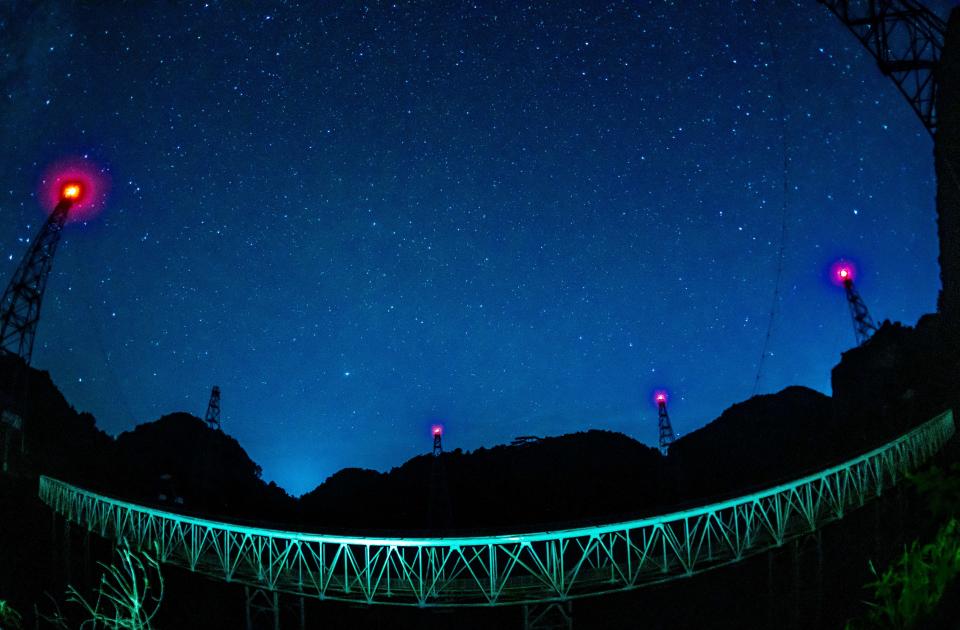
top-left (656, 394), bottom-right (675, 456)
top-left (204, 386), bottom-right (222, 430)
top-left (429, 426), bottom-right (452, 529)
top-left (0, 190), bottom-right (77, 471)
top-left (843, 276), bottom-right (878, 346)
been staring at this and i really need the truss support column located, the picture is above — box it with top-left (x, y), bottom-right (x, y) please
top-left (245, 586), bottom-right (280, 630)
top-left (273, 591), bottom-right (280, 630)
top-left (522, 601), bottom-right (573, 630)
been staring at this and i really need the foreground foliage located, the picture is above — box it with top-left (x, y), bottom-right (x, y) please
top-left (0, 599), bottom-right (23, 629)
top-left (41, 542), bottom-right (163, 630)
top-left (855, 518), bottom-right (960, 628)
top-left (849, 464), bottom-right (960, 629)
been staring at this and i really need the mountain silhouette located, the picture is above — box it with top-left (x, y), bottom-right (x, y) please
top-left (3, 312), bottom-right (956, 534)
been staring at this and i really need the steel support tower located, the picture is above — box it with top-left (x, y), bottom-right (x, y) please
top-left (818, 0), bottom-right (945, 136)
top-left (429, 426), bottom-right (452, 529)
top-left (656, 394), bottom-right (675, 456)
top-left (0, 187), bottom-right (78, 471)
top-left (204, 386), bottom-right (222, 430)
top-left (432, 426), bottom-right (443, 458)
top-left (843, 276), bottom-right (878, 345)
top-left (0, 197), bottom-right (74, 363)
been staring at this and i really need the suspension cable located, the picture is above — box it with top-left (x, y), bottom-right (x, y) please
top-left (752, 7), bottom-right (792, 396)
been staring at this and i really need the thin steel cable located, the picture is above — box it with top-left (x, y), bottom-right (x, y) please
top-left (753, 9), bottom-right (791, 396)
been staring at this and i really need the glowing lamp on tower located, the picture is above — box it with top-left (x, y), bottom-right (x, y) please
top-left (431, 423), bottom-right (444, 456)
top-left (829, 258), bottom-right (877, 345)
top-left (40, 158), bottom-right (109, 222)
top-left (60, 182), bottom-right (83, 202)
top-left (654, 389), bottom-right (675, 454)
top-left (836, 266), bottom-right (853, 285)
top-left (830, 260), bottom-right (857, 286)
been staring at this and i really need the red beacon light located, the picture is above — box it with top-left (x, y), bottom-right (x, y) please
top-left (830, 260), bottom-right (858, 287)
top-left (432, 425), bottom-right (443, 436)
top-left (60, 181), bottom-right (83, 202)
top-left (654, 391), bottom-right (668, 406)
top-left (40, 158), bottom-right (109, 222)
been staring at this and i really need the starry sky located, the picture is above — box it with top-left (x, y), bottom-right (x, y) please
top-left (0, 1), bottom-right (954, 495)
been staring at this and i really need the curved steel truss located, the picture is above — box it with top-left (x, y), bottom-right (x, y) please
top-left (818, 0), bottom-right (946, 135)
top-left (40, 411), bottom-right (954, 607)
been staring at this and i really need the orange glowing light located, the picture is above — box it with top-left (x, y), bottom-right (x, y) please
top-left (61, 182), bottom-right (83, 201)
top-left (41, 158), bottom-right (109, 222)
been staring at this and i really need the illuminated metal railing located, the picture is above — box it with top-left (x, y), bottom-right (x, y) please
top-left (39, 410), bottom-right (955, 607)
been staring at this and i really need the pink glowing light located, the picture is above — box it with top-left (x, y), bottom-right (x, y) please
top-left (432, 425), bottom-right (443, 437)
top-left (39, 158), bottom-right (109, 222)
top-left (654, 390), bottom-right (668, 406)
top-left (61, 182), bottom-right (83, 201)
top-left (830, 260), bottom-right (857, 286)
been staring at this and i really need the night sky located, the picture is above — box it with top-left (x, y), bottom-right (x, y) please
top-left (0, 1), bottom-right (954, 495)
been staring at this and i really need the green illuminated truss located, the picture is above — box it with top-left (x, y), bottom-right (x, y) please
top-left (39, 411), bottom-right (955, 607)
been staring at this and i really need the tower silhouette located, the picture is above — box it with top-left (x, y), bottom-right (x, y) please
top-left (428, 426), bottom-right (452, 529)
top-left (832, 261), bottom-right (877, 346)
top-left (204, 386), bottom-right (222, 430)
top-left (840, 271), bottom-right (878, 346)
top-left (656, 393), bottom-right (675, 456)
top-left (0, 186), bottom-right (78, 472)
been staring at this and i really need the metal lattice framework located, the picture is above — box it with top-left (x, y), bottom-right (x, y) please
top-left (204, 386), bottom-right (221, 431)
top-left (844, 278), bottom-right (879, 345)
top-left (0, 200), bottom-right (71, 366)
top-left (818, 0), bottom-right (946, 135)
top-left (39, 410), bottom-right (954, 608)
top-left (657, 399), bottom-right (675, 455)
top-left (1, 199), bottom-right (72, 470)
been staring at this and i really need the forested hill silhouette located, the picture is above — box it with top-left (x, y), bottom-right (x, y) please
top-left (668, 386), bottom-right (835, 502)
top-left (6, 312), bottom-right (958, 532)
top-left (298, 429), bottom-right (669, 532)
top-left (112, 413), bottom-right (295, 522)
top-left (0, 352), bottom-right (114, 487)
